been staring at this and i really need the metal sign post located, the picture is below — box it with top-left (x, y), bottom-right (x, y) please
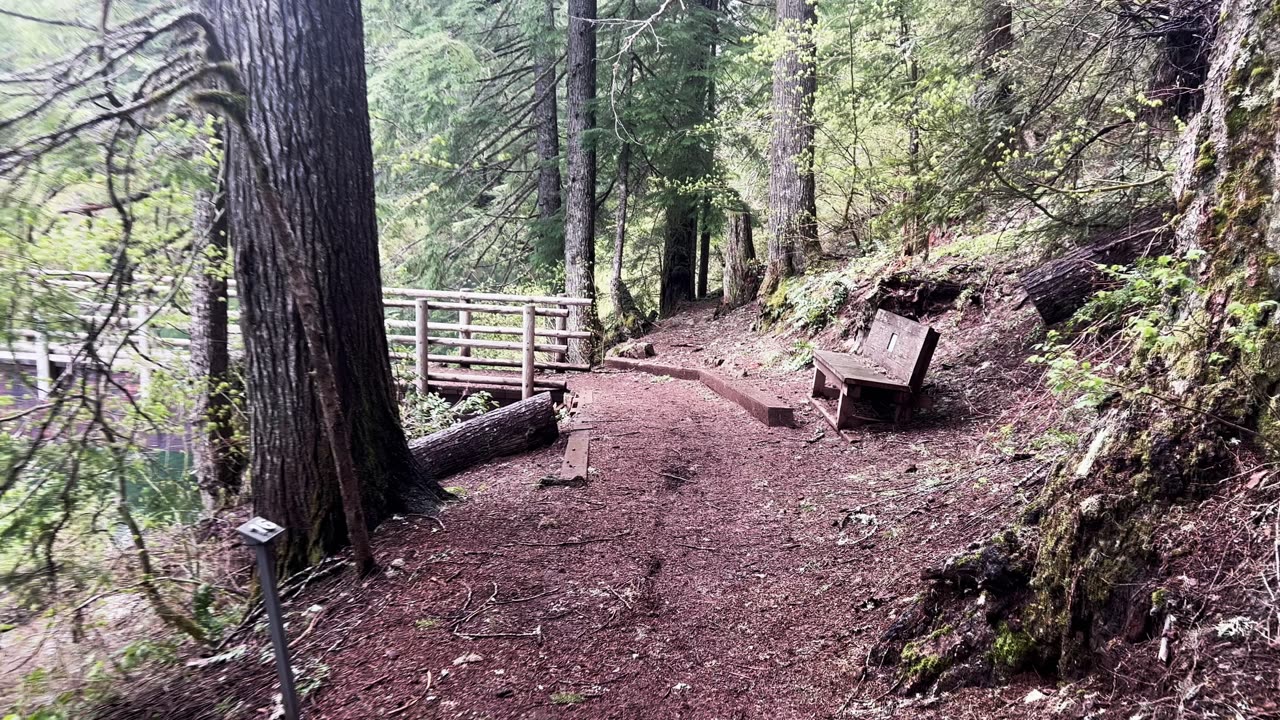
top-left (236, 517), bottom-right (300, 720)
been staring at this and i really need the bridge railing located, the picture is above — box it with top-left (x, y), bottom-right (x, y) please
top-left (6, 272), bottom-right (591, 401)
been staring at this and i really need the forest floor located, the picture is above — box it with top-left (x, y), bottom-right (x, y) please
top-left (93, 250), bottom-right (1280, 720)
top-left (97, 281), bottom-right (1110, 719)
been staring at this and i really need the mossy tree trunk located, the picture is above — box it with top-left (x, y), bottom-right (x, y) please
top-left (1024, 0), bottom-right (1280, 675)
top-left (565, 0), bottom-right (602, 363)
top-left (760, 0), bottom-right (819, 297)
top-left (871, 0), bottom-right (1280, 690)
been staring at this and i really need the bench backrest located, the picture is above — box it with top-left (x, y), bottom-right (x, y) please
top-left (861, 309), bottom-right (940, 391)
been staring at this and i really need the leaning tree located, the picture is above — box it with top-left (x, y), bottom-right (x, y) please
top-left (207, 0), bottom-right (446, 573)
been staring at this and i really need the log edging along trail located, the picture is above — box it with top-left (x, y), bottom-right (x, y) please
top-left (603, 357), bottom-right (795, 427)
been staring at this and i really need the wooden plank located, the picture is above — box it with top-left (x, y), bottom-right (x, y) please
top-left (426, 381), bottom-right (566, 405)
top-left (521, 304), bottom-right (536, 400)
top-left (388, 335), bottom-right (568, 354)
top-left (558, 431), bottom-right (590, 485)
top-left (696, 370), bottom-right (794, 427)
top-left (602, 357), bottom-right (794, 427)
top-left (425, 370), bottom-right (566, 390)
top-left (426, 354), bottom-right (590, 372)
top-left (382, 286), bottom-right (593, 306)
top-left (861, 310), bottom-right (939, 390)
top-left (602, 356), bottom-right (702, 380)
top-left (813, 350), bottom-right (910, 391)
top-left (388, 321), bottom-right (591, 340)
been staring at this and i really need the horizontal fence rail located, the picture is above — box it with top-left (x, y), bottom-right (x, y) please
top-left (7, 272), bottom-right (591, 401)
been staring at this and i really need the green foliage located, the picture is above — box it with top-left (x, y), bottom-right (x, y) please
top-left (990, 622), bottom-right (1036, 669)
top-left (761, 271), bottom-right (853, 333)
top-left (1029, 252), bottom-right (1205, 408)
top-left (391, 361), bottom-right (497, 437)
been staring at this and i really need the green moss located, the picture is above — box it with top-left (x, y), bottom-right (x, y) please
top-left (926, 624), bottom-right (955, 641)
top-left (1195, 141), bottom-right (1217, 175)
top-left (991, 622), bottom-right (1037, 669)
top-left (1150, 587), bottom-right (1169, 611)
top-left (551, 691), bottom-right (586, 705)
top-left (900, 641), bottom-right (945, 678)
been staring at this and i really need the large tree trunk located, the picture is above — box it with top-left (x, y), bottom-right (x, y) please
top-left (697, 3), bottom-right (719, 300)
top-left (610, 139), bottom-right (646, 335)
top-left (761, 0), bottom-right (819, 297)
top-left (658, 0), bottom-right (717, 316)
top-left (1023, 0), bottom-right (1280, 675)
top-left (697, 200), bottom-right (712, 299)
top-left (722, 211), bottom-right (760, 309)
top-left (209, 0), bottom-right (438, 573)
top-left (900, 11), bottom-right (927, 260)
top-left (564, 0), bottom-right (600, 364)
top-left (1020, 216), bottom-right (1171, 325)
top-left (533, 0), bottom-right (563, 256)
top-left (660, 199), bottom-right (699, 315)
top-left (189, 163), bottom-right (244, 510)
top-left (410, 393), bottom-right (559, 481)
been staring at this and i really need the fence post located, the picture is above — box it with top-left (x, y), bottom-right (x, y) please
top-left (458, 288), bottom-right (472, 361)
top-left (555, 293), bottom-right (569, 365)
top-left (34, 332), bottom-right (51, 399)
top-left (136, 305), bottom-right (152, 397)
top-left (521, 303), bottom-right (536, 400)
top-left (415, 298), bottom-right (429, 395)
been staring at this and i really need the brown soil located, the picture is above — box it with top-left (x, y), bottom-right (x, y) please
top-left (92, 294), bottom-right (1279, 719)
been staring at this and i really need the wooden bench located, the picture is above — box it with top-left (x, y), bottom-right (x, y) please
top-left (810, 309), bottom-right (939, 429)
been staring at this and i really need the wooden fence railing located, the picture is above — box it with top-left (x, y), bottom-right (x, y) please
top-left (4, 272), bottom-right (591, 401)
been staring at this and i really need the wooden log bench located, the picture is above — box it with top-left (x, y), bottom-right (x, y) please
top-left (810, 309), bottom-right (939, 429)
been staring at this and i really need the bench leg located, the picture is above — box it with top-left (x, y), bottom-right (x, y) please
top-left (893, 391), bottom-right (913, 424)
top-left (811, 366), bottom-right (826, 398)
top-left (835, 384), bottom-right (861, 430)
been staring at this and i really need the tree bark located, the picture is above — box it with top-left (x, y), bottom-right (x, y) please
top-left (761, 0), bottom-right (819, 297)
top-left (697, 199), bottom-right (712, 299)
top-left (697, 3), bottom-right (719, 300)
top-left (564, 0), bottom-right (600, 364)
top-left (722, 211), bottom-right (760, 309)
top-left (1023, 0), bottom-right (1280, 675)
top-left (608, 53), bottom-right (645, 335)
top-left (900, 10), bottom-right (927, 260)
top-left (409, 392), bottom-right (559, 481)
top-left (661, 198), bottom-right (699, 315)
top-left (872, 0), bottom-right (1280, 687)
top-left (207, 0), bottom-right (437, 574)
top-left (189, 157), bottom-right (244, 510)
top-left (1020, 217), bottom-right (1171, 325)
top-left (533, 0), bottom-right (563, 253)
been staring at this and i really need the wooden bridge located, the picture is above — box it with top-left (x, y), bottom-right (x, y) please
top-left (3, 271), bottom-right (592, 403)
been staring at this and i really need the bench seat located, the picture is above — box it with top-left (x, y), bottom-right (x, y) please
top-left (810, 310), bottom-right (939, 429)
top-left (813, 350), bottom-right (910, 391)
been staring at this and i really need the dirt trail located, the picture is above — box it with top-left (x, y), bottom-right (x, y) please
top-left (98, 300), bottom-right (1047, 720)
top-left (287, 310), bottom-right (1043, 719)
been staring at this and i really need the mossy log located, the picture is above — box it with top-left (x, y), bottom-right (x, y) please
top-left (1020, 215), bottom-right (1170, 325)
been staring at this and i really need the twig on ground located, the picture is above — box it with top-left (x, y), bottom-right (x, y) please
top-left (606, 585), bottom-right (632, 610)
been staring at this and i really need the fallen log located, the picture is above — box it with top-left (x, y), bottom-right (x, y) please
top-left (1020, 216), bottom-right (1171, 325)
top-left (410, 392), bottom-right (560, 482)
